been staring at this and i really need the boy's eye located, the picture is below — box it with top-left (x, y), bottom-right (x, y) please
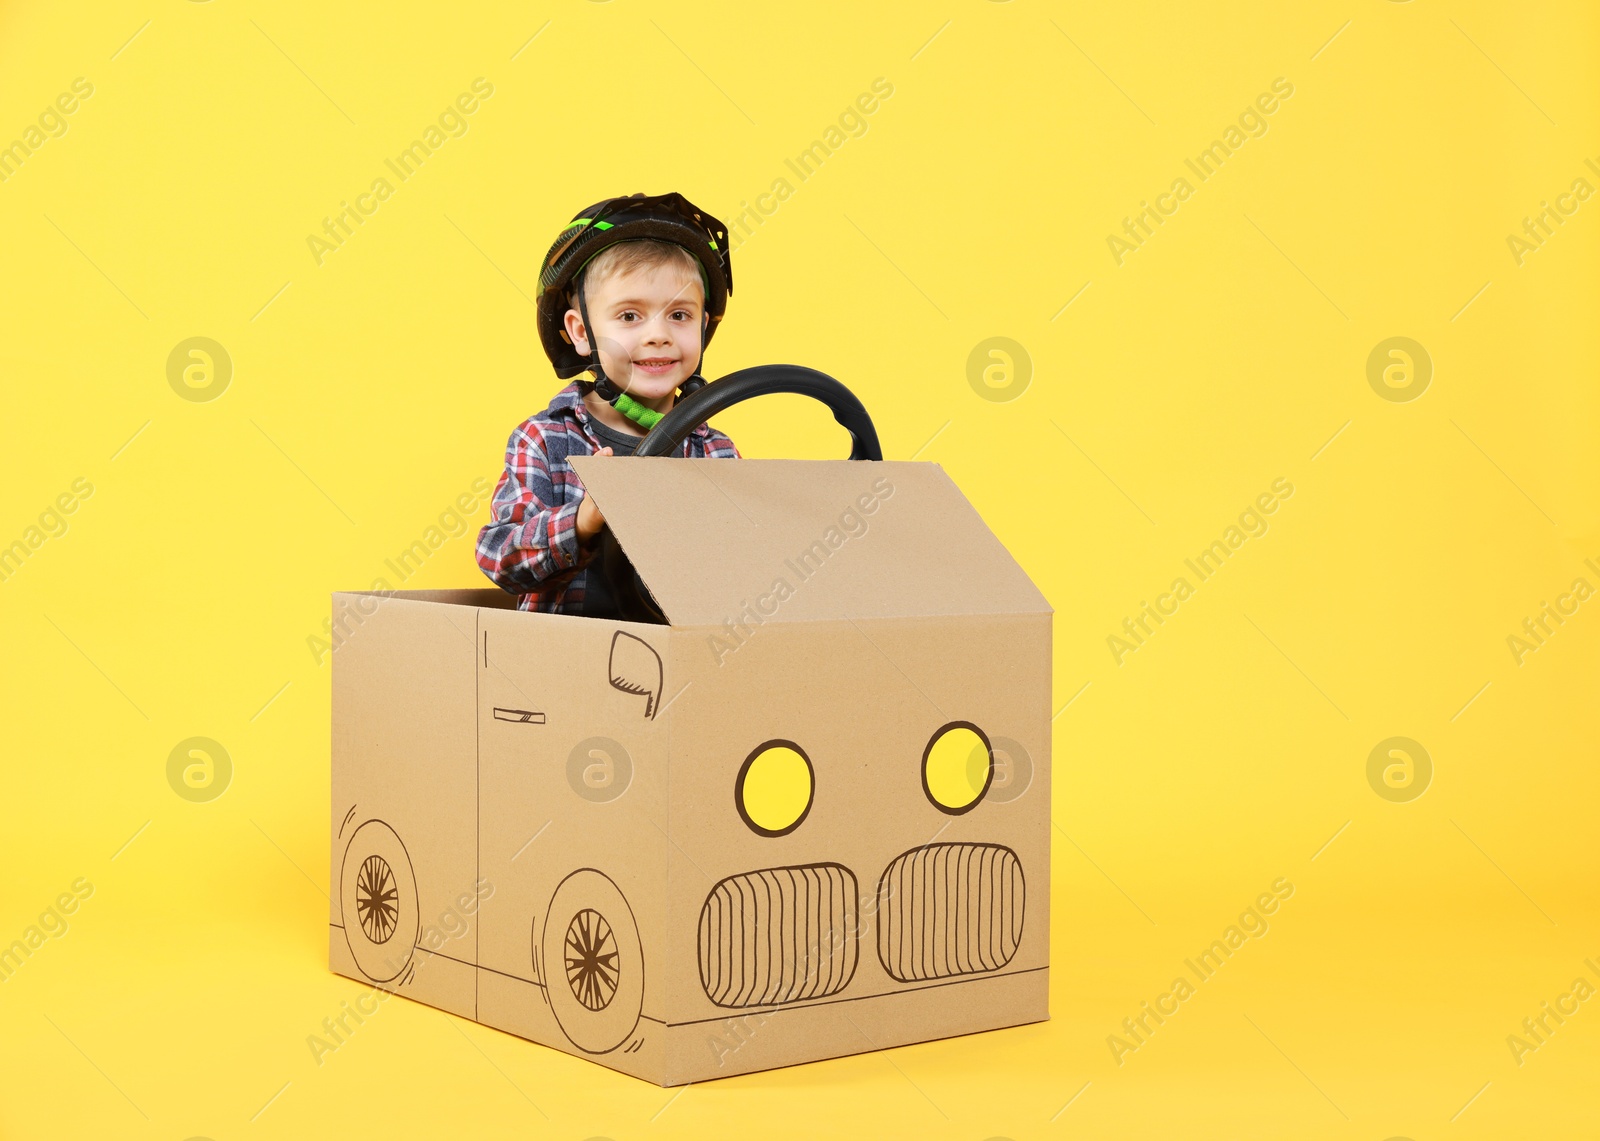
top-left (614, 308), bottom-right (694, 322)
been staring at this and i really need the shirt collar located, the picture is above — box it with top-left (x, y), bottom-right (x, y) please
top-left (553, 380), bottom-right (710, 439)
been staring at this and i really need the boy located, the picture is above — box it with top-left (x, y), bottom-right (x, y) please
top-left (475, 192), bottom-right (740, 616)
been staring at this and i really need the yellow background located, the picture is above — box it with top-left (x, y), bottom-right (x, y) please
top-left (2, 0), bottom-right (1596, 1137)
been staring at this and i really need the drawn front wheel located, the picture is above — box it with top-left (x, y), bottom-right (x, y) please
top-left (340, 820), bottom-right (418, 983)
top-left (541, 869), bottom-right (643, 1054)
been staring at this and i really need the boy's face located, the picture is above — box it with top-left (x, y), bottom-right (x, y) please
top-left (563, 264), bottom-right (705, 401)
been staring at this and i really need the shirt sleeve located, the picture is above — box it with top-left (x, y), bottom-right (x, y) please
top-left (475, 423), bottom-right (589, 594)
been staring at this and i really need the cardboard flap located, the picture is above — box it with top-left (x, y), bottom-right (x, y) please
top-left (568, 457), bottom-right (1051, 626)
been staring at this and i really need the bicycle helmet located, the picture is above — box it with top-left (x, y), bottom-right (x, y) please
top-left (535, 192), bottom-right (732, 426)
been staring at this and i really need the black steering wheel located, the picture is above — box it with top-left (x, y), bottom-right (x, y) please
top-left (590, 364), bottom-right (883, 623)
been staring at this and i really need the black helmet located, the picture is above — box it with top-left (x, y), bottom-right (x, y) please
top-left (535, 192), bottom-right (733, 384)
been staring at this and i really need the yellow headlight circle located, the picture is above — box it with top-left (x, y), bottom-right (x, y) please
top-left (736, 741), bottom-right (814, 836)
top-left (922, 722), bottom-right (992, 813)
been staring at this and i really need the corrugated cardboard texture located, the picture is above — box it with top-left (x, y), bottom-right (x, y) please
top-left (474, 607), bottom-right (671, 1080)
top-left (328, 457), bottom-right (1054, 1085)
top-left (329, 594), bottom-right (481, 1019)
top-left (665, 971), bottom-right (1049, 1084)
top-left (569, 457), bottom-right (1051, 626)
top-left (657, 612), bottom-right (1051, 1083)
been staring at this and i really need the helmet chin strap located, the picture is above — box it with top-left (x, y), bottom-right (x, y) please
top-left (577, 281), bottom-right (710, 430)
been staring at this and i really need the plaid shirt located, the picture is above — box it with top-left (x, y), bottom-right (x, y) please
top-left (476, 381), bottom-right (741, 612)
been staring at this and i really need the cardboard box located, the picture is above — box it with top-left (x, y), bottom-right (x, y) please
top-left (329, 456), bottom-right (1053, 1085)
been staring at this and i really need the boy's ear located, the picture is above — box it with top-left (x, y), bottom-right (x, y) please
top-left (563, 307), bottom-right (588, 354)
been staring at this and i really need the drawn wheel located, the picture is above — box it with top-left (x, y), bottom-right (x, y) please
top-left (340, 820), bottom-right (418, 983)
top-left (566, 909), bottom-right (620, 1010)
top-left (357, 855), bottom-right (399, 943)
top-left (542, 870), bottom-right (643, 1054)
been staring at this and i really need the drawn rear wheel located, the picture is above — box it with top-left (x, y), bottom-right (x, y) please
top-left (340, 820), bottom-right (418, 983)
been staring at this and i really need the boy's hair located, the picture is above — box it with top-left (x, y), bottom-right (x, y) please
top-left (568, 239), bottom-right (704, 308)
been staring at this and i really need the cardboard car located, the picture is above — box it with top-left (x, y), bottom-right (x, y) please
top-left (329, 368), bottom-right (1054, 1085)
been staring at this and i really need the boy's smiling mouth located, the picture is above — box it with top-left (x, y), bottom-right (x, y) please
top-left (632, 357), bottom-right (679, 375)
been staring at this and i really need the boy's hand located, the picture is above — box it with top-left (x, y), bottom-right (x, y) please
top-left (575, 447), bottom-right (614, 544)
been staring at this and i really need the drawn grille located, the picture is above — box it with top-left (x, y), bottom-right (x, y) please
top-left (698, 863), bottom-right (859, 1007)
top-left (877, 843), bottom-right (1024, 982)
